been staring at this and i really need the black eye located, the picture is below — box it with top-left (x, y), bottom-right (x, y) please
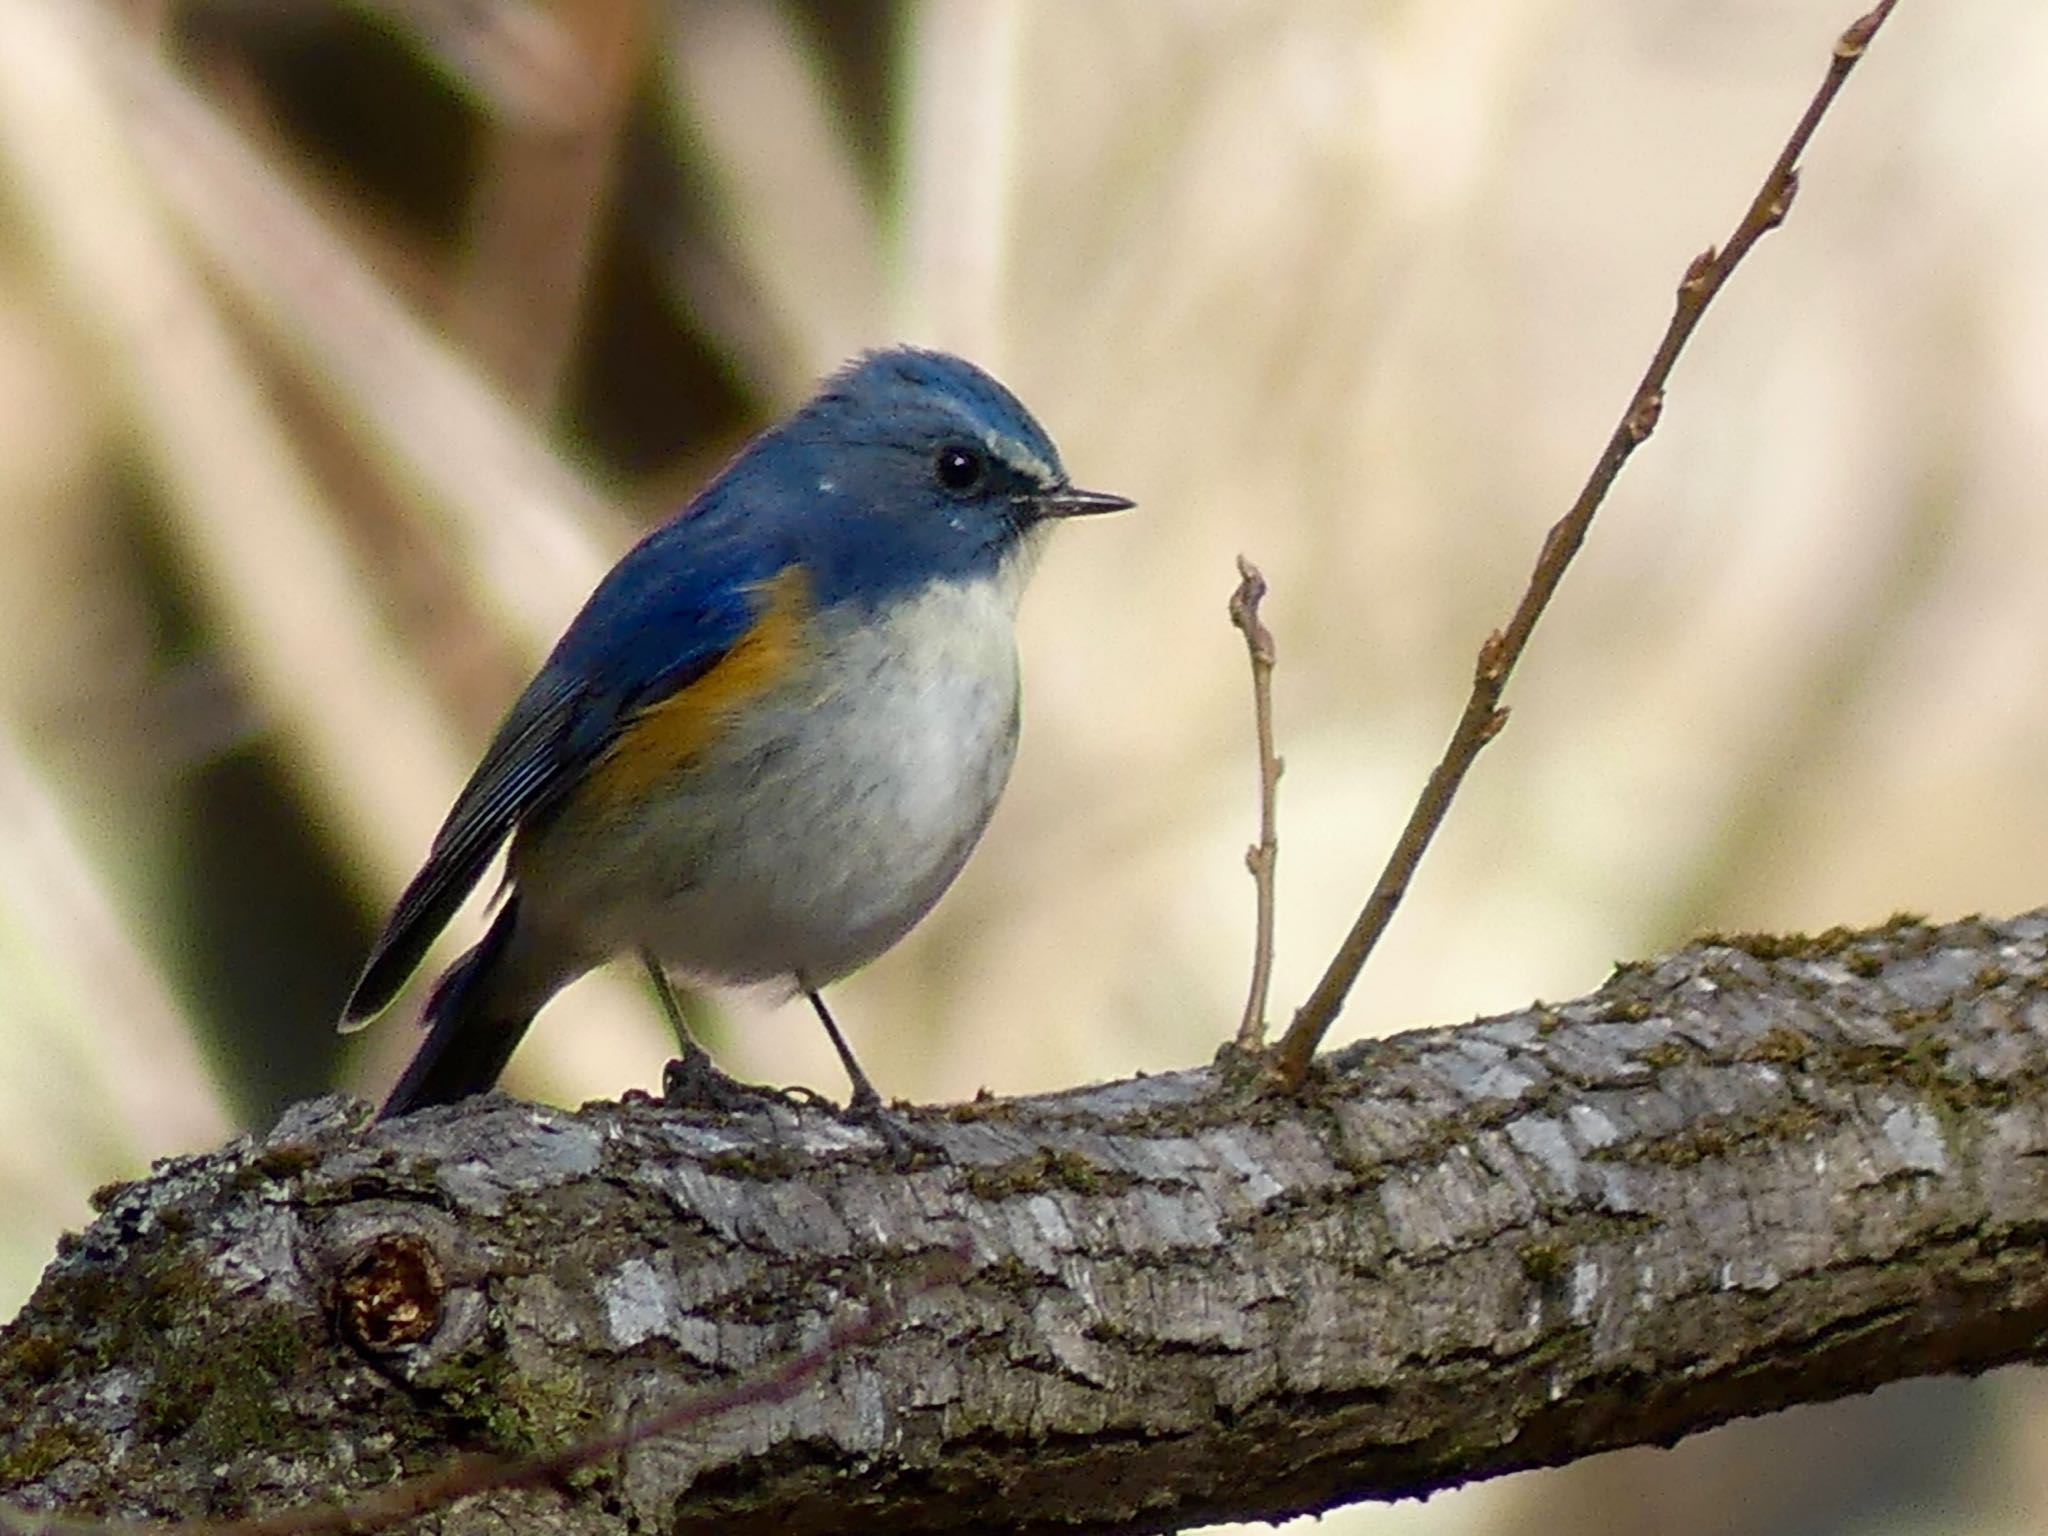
top-left (934, 444), bottom-right (985, 494)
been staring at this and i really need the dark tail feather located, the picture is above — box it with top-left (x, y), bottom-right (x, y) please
top-left (345, 860), bottom-right (487, 1028)
top-left (379, 899), bottom-right (534, 1118)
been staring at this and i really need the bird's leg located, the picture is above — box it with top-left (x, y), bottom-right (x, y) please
top-left (643, 949), bottom-right (709, 1063)
top-left (805, 988), bottom-right (883, 1111)
top-left (643, 951), bottom-right (821, 1113)
top-left (804, 989), bottom-right (933, 1166)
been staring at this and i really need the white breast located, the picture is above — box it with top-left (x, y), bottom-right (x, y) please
top-left (524, 570), bottom-right (1027, 989)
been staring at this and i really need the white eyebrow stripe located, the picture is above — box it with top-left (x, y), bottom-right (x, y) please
top-left (984, 431), bottom-right (1058, 488)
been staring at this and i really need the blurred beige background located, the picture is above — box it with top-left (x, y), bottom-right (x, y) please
top-left (0, 2), bottom-right (2041, 1533)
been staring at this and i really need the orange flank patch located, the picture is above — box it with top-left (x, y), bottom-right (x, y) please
top-left (576, 567), bottom-right (813, 812)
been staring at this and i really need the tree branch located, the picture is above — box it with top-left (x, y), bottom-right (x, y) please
top-left (6, 909), bottom-right (2047, 1534)
top-left (1272, 0), bottom-right (1901, 1080)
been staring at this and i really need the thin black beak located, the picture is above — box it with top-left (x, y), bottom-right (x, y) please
top-left (1033, 484), bottom-right (1136, 519)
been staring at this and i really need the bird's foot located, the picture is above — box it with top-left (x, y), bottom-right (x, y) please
top-left (659, 1053), bottom-right (827, 1115)
top-left (834, 1087), bottom-right (937, 1168)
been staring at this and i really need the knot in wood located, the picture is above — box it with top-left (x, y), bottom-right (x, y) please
top-left (335, 1231), bottom-right (444, 1353)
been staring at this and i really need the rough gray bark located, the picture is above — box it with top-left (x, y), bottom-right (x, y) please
top-left (5, 910), bottom-right (2048, 1534)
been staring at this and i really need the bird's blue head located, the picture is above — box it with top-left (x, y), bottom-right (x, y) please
top-left (730, 347), bottom-right (1132, 608)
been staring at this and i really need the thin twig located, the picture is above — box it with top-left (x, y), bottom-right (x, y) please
top-left (0, 1245), bottom-right (969, 1536)
top-left (1272, 0), bottom-right (1901, 1085)
top-left (1229, 556), bottom-right (1283, 1049)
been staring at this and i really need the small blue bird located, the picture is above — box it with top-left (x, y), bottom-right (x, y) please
top-left (342, 347), bottom-right (1131, 1119)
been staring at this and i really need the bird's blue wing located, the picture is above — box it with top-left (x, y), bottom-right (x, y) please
top-left (341, 516), bottom-right (786, 1028)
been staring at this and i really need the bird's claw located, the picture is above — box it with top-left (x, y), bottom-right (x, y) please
top-left (835, 1091), bottom-right (935, 1168)
top-left (660, 1053), bottom-right (814, 1115)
